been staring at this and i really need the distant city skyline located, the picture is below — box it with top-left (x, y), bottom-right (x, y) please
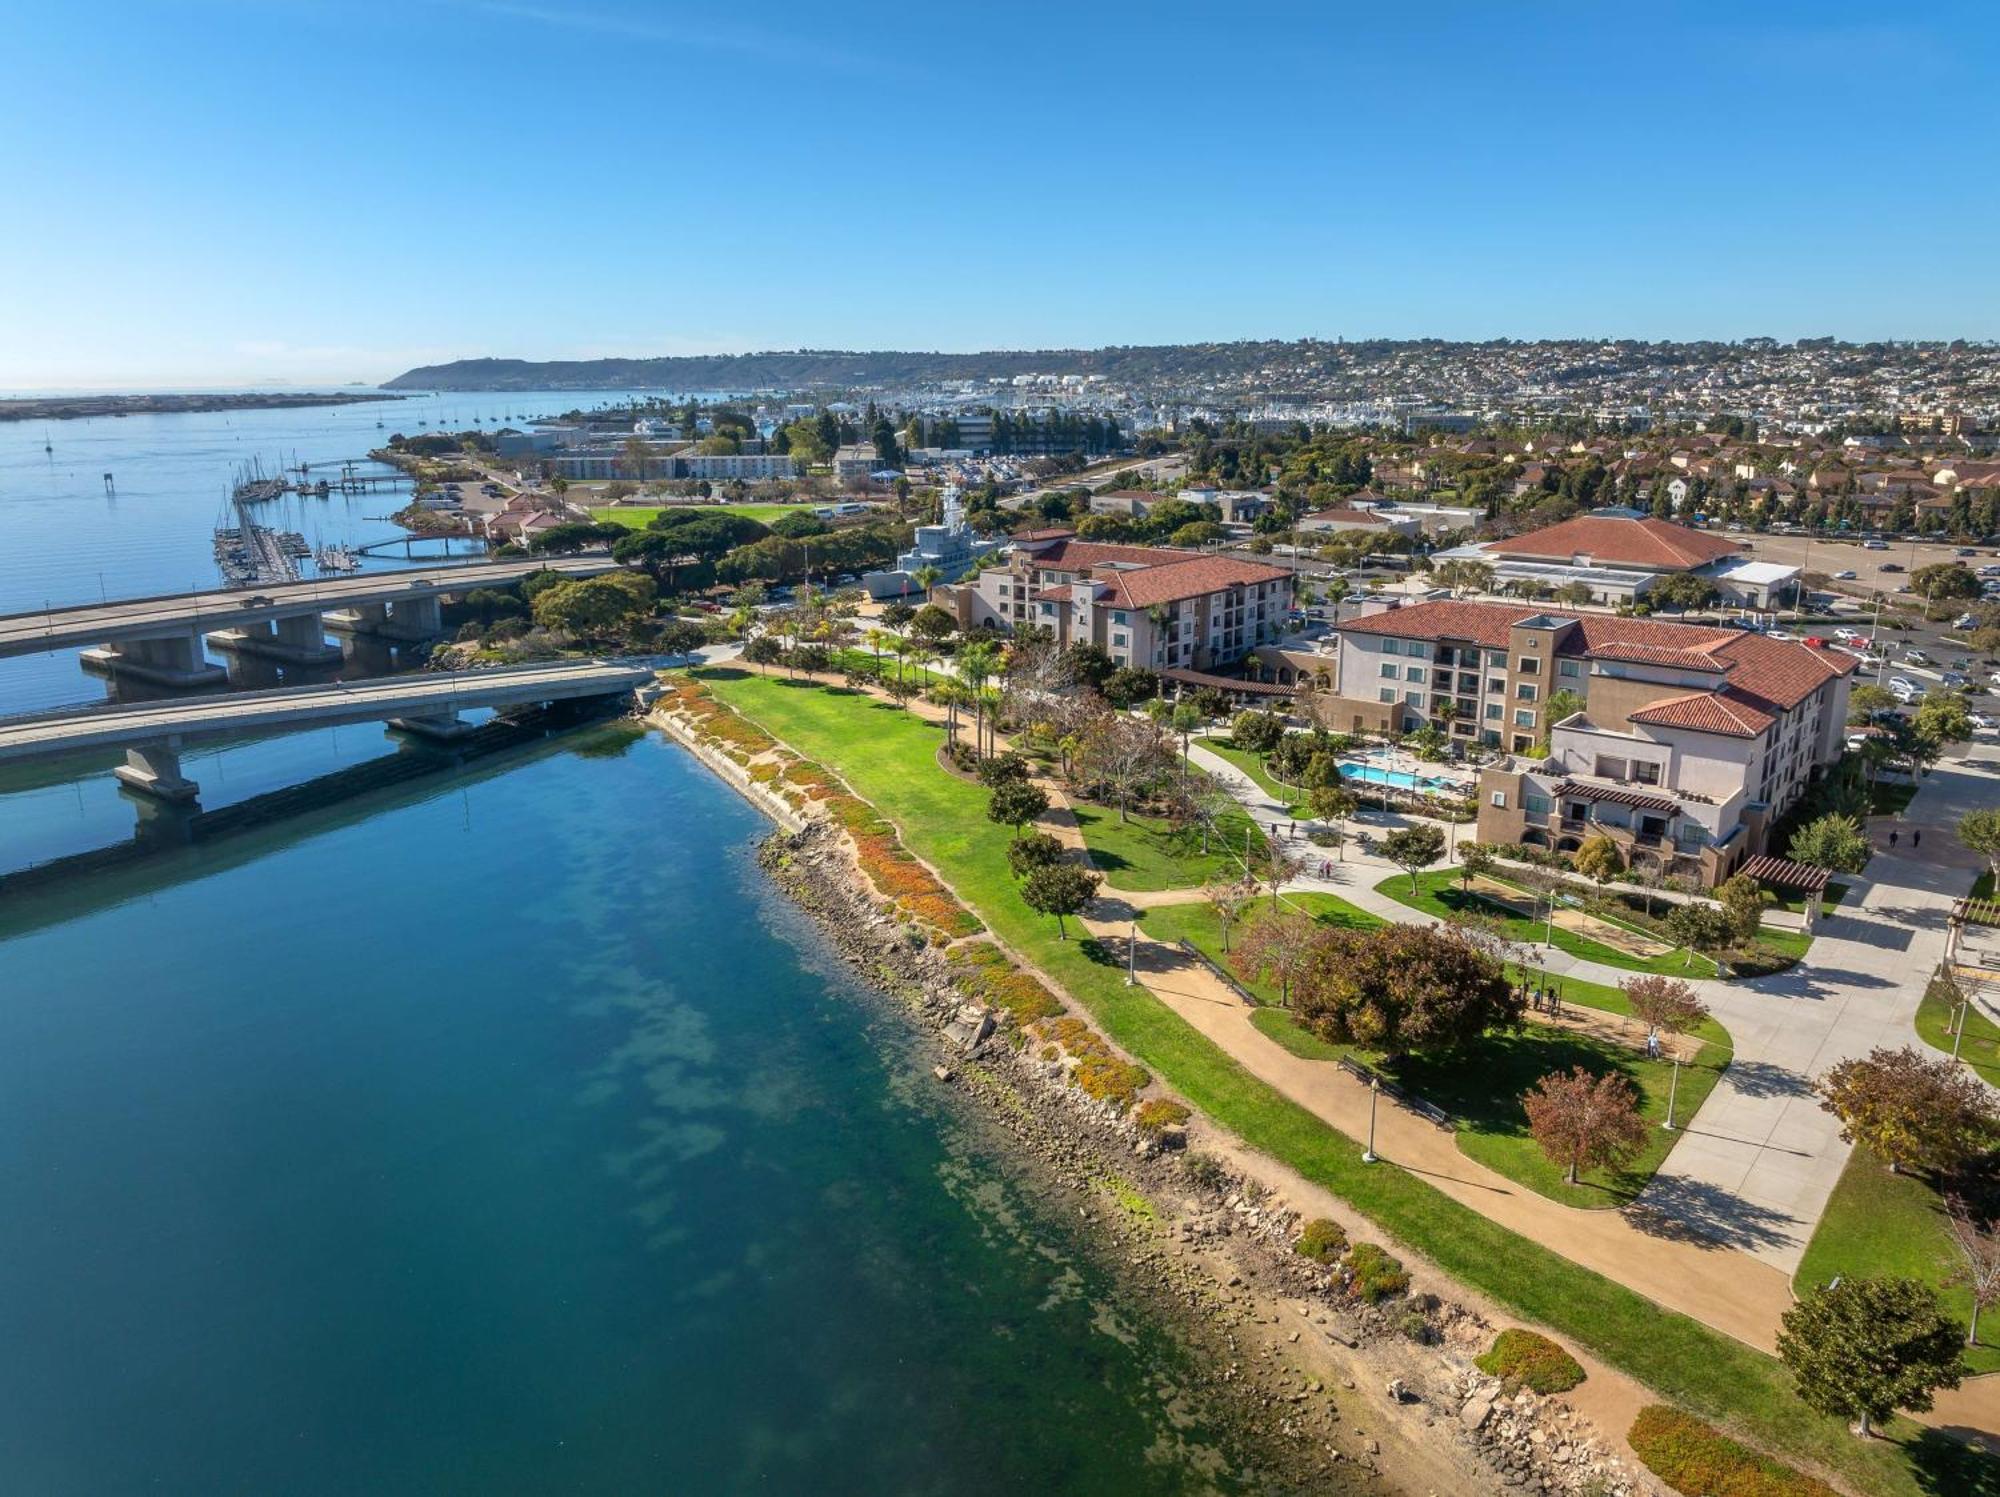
top-left (4, 0), bottom-right (1997, 387)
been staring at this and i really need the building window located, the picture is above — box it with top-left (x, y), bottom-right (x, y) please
top-left (1514, 709), bottom-right (1535, 727)
top-left (1633, 762), bottom-right (1661, 785)
top-left (1486, 650), bottom-right (1506, 668)
top-left (1406, 643), bottom-right (1428, 661)
top-left (1484, 703), bottom-right (1502, 720)
top-left (1405, 690), bottom-right (1424, 707)
top-left (1381, 639), bottom-right (1400, 656)
top-left (1490, 791), bottom-right (1507, 808)
top-left (1378, 687), bottom-right (1396, 704)
top-left (1380, 663), bottom-right (1399, 679)
top-left (1517, 656), bottom-right (1540, 674)
top-left (1558, 660), bottom-right (1582, 679)
top-left (1111, 610), bottom-right (1127, 625)
top-left (1405, 665), bottom-right (1426, 682)
top-left (1516, 683), bottom-right (1537, 700)
top-left (1525, 794), bottom-right (1551, 814)
top-left (1487, 678), bottom-right (1506, 695)
top-left (1112, 632), bottom-right (1128, 648)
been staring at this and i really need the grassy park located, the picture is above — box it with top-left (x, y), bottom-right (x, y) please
top-left (1916, 978), bottom-right (2000, 1087)
top-left (1378, 867), bottom-right (1722, 977)
top-left (1796, 1145), bottom-right (1999, 1376)
top-left (686, 666), bottom-right (1980, 1496)
top-left (1144, 897), bottom-right (1731, 1205)
top-left (1069, 803), bottom-right (1258, 891)
top-left (1198, 736), bottom-right (1313, 816)
top-left (591, 502), bottom-right (801, 528)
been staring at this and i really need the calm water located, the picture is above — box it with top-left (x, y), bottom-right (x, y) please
top-left (0, 730), bottom-right (1253, 1494)
top-left (0, 388), bottom-right (657, 711)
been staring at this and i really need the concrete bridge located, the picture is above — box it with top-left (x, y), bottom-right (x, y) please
top-left (0, 660), bottom-right (656, 804)
top-left (0, 557), bottom-right (620, 686)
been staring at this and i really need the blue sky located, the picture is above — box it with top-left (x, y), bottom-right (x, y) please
top-left (4, 1), bottom-right (1996, 387)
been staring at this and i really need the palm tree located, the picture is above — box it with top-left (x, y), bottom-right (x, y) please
top-left (866, 627), bottom-right (887, 678)
top-left (959, 640), bottom-right (1002, 758)
top-left (910, 564), bottom-right (942, 599)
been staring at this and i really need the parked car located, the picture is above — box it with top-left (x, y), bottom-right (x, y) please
top-left (1863, 539), bottom-right (1890, 550)
top-left (1956, 613), bottom-right (1980, 630)
top-left (1832, 569), bottom-right (1857, 580)
top-left (1890, 676), bottom-right (1923, 699)
top-left (1943, 671), bottom-right (1969, 688)
top-left (1971, 713), bottom-right (1999, 731)
top-left (1904, 650), bottom-right (1933, 666)
top-left (1960, 548), bottom-right (1980, 557)
top-left (1879, 562), bottom-right (1904, 572)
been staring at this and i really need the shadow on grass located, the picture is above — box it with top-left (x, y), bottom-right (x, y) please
top-left (1903, 1427), bottom-right (2000, 1493)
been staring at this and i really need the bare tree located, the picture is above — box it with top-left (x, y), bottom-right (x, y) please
top-left (1944, 1195), bottom-right (2000, 1348)
top-left (1233, 908), bottom-right (1318, 1007)
top-left (1204, 876), bottom-right (1257, 954)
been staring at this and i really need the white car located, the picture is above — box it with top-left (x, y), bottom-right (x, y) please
top-left (1890, 676), bottom-right (1924, 700)
top-left (1863, 539), bottom-right (1890, 550)
top-left (1971, 712), bottom-right (1999, 732)
top-left (1832, 569), bottom-right (1857, 580)
top-left (1765, 629), bottom-right (1797, 641)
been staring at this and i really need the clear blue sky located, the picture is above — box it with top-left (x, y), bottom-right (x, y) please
top-left (5, 1), bottom-right (1996, 387)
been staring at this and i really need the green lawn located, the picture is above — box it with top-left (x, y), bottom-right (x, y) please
top-left (591, 502), bottom-right (801, 528)
top-left (1199, 737), bottom-right (1313, 816)
top-left (1069, 802), bottom-right (1258, 891)
top-left (1378, 868), bottom-right (1718, 977)
top-left (1870, 779), bottom-right (1920, 816)
top-left (1145, 897), bottom-right (1728, 1206)
top-left (1796, 1145), bottom-right (1997, 1376)
top-left (690, 667), bottom-right (1986, 1497)
top-left (1916, 980), bottom-right (2000, 1088)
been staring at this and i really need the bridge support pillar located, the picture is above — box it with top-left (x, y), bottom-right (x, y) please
top-left (388, 712), bottom-right (478, 743)
top-left (81, 628), bottom-right (228, 688)
top-left (113, 741), bottom-right (201, 804)
top-left (326, 596), bottom-right (442, 643)
top-left (206, 611), bottom-right (343, 667)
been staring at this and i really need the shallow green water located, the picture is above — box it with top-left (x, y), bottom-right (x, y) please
top-left (0, 730), bottom-right (1256, 1494)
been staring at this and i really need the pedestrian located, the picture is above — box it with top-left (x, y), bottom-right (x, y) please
top-left (1913, 829), bottom-right (1922, 850)
top-left (1889, 829), bottom-right (1899, 849)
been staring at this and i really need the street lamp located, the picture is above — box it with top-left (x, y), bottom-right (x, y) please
top-left (1126, 921), bottom-right (1138, 986)
top-left (1954, 994), bottom-right (1970, 1062)
top-left (1663, 1052), bottom-right (1682, 1131)
top-left (1362, 1075), bottom-right (1381, 1164)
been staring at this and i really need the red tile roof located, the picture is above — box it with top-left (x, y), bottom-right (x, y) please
top-left (1481, 515), bottom-right (1744, 570)
top-left (1339, 600), bottom-right (1855, 729)
top-left (1628, 689), bottom-right (1776, 738)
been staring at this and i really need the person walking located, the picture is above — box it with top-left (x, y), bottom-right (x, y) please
top-left (1889, 828), bottom-right (1899, 850)
top-left (1913, 829), bottom-right (1922, 850)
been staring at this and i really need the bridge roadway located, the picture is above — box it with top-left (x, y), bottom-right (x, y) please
top-left (0, 556), bottom-right (620, 661)
top-left (0, 659), bottom-right (656, 802)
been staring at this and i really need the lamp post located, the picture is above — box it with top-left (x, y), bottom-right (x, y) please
top-left (1362, 1076), bottom-right (1380, 1164)
top-left (1663, 1054), bottom-right (1682, 1131)
top-left (1127, 921), bottom-right (1138, 986)
top-left (1954, 995), bottom-right (1970, 1061)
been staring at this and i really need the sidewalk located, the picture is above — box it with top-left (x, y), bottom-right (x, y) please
top-left (1188, 736), bottom-right (2000, 1276)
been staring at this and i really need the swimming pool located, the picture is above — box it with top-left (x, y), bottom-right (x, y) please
top-left (1339, 761), bottom-right (1463, 796)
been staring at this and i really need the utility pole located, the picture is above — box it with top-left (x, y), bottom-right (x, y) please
top-left (1362, 1076), bottom-right (1380, 1164)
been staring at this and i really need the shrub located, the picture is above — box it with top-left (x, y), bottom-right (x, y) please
top-left (1182, 1152), bottom-right (1229, 1192)
top-left (944, 942), bottom-right (1062, 1023)
top-left (943, 739), bottom-right (979, 773)
top-left (1134, 1099), bottom-right (1191, 1134)
top-left (1627, 1406), bottom-right (1837, 1497)
top-left (1294, 1217), bottom-right (1348, 1264)
top-left (1475, 1329), bottom-right (1585, 1394)
top-left (1343, 1242), bottom-right (1410, 1304)
top-left (1074, 1055), bottom-right (1150, 1110)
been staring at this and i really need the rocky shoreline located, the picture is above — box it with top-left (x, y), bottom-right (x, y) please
top-left (757, 818), bottom-right (1659, 1497)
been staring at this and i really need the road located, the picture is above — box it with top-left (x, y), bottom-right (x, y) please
top-left (0, 660), bottom-right (655, 760)
top-left (0, 556), bottom-right (620, 659)
top-left (1004, 453), bottom-right (1190, 512)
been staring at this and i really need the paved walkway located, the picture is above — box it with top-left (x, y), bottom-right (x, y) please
top-left (1189, 738), bottom-right (2000, 1277)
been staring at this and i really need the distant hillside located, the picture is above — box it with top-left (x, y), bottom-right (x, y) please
top-left (383, 345), bottom-right (1333, 392)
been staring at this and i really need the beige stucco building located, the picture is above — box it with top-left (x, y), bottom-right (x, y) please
top-left (1325, 600), bottom-right (1857, 886)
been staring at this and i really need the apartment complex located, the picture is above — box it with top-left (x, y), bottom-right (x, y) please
top-left (1325, 600), bottom-right (1856, 885)
top-left (944, 530), bottom-right (1293, 672)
